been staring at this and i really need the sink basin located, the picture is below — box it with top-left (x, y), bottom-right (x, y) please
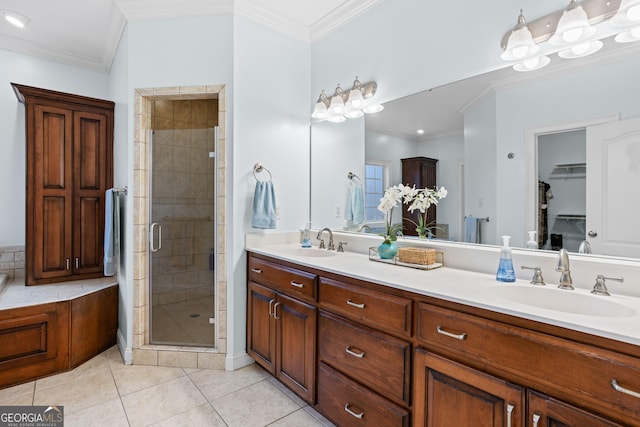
top-left (283, 248), bottom-right (338, 258)
top-left (487, 286), bottom-right (637, 318)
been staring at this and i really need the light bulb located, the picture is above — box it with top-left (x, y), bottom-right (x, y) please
top-left (571, 42), bottom-right (590, 55)
top-left (523, 57), bottom-right (540, 69)
top-left (628, 4), bottom-right (640, 21)
top-left (632, 26), bottom-right (640, 37)
top-left (563, 27), bottom-right (583, 43)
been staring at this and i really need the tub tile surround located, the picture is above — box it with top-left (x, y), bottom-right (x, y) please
top-left (246, 230), bottom-right (640, 346)
top-left (133, 85), bottom-right (227, 367)
top-left (0, 245), bottom-right (25, 282)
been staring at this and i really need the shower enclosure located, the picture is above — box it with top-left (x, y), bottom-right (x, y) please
top-left (149, 99), bottom-right (218, 347)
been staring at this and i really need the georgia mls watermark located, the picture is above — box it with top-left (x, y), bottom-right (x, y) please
top-left (0, 406), bottom-right (63, 427)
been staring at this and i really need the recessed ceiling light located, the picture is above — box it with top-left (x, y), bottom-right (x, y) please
top-left (2, 10), bottom-right (30, 29)
top-left (417, 129), bottom-right (425, 134)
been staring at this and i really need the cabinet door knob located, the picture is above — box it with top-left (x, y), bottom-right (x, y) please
top-left (345, 346), bottom-right (365, 359)
top-left (436, 325), bottom-right (467, 340)
top-left (346, 299), bottom-right (365, 309)
top-left (344, 403), bottom-right (364, 419)
top-left (588, 230), bottom-right (598, 237)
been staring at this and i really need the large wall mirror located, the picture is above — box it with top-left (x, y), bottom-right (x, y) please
top-left (311, 37), bottom-right (640, 259)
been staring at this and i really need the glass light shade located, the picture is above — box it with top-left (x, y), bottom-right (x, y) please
top-left (615, 25), bottom-right (640, 42)
top-left (328, 95), bottom-right (345, 115)
top-left (363, 103), bottom-right (384, 114)
top-left (311, 101), bottom-right (329, 119)
top-left (549, 5), bottom-right (596, 46)
top-left (501, 26), bottom-right (540, 61)
top-left (346, 89), bottom-right (364, 109)
top-left (610, 0), bottom-right (640, 27)
top-left (513, 55), bottom-right (550, 72)
top-left (344, 108), bottom-right (364, 119)
top-left (327, 114), bottom-right (346, 123)
top-left (557, 40), bottom-right (603, 58)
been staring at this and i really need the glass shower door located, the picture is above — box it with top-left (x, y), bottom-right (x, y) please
top-left (149, 119), bottom-right (217, 347)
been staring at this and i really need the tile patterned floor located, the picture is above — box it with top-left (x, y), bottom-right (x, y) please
top-left (0, 347), bottom-right (335, 427)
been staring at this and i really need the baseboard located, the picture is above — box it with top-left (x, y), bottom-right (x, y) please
top-left (117, 328), bottom-right (133, 365)
top-left (225, 352), bottom-right (254, 371)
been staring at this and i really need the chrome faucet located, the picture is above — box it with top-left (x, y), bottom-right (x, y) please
top-left (358, 225), bottom-right (372, 233)
top-left (317, 227), bottom-right (335, 250)
top-left (556, 248), bottom-right (574, 290)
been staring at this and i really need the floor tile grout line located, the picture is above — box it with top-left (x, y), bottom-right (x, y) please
top-left (182, 368), bottom-right (229, 426)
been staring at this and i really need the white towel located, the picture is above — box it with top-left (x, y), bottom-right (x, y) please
top-left (104, 189), bottom-right (115, 276)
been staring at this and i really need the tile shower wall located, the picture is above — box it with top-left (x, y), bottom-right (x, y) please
top-left (0, 246), bottom-right (25, 279)
top-left (151, 100), bottom-right (217, 309)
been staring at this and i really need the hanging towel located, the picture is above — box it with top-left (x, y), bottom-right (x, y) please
top-left (464, 216), bottom-right (479, 243)
top-left (104, 189), bottom-right (115, 276)
top-left (252, 180), bottom-right (277, 229)
top-left (346, 180), bottom-right (365, 224)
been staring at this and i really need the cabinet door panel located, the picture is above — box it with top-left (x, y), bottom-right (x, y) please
top-left (74, 111), bottom-right (107, 190)
top-left (414, 348), bottom-right (524, 427)
top-left (74, 196), bottom-right (102, 274)
top-left (247, 282), bottom-right (277, 374)
top-left (37, 106), bottom-right (71, 190)
top-left (527, 390), bottom-right (623, 427)
top-left (276, 293), bottom-right (316, 404)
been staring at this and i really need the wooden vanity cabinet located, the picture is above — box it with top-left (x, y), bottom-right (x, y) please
top-left (247, 256), bottom-right (317, 403)
top-left (401, 156), bottom-right (437, 236)
top-left (12, 83), bottom-right (114, 285)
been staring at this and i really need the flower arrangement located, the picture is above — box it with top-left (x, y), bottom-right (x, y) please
top-left (402, 185), bottom-right (448, 238)
top-left (377, 185), bottom-right (406, 245)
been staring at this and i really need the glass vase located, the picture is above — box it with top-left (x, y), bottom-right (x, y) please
top-left (378, 241), bottom-right (398, 259)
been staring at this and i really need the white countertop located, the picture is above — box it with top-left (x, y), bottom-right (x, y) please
top-left (0, 276), bottom-right (118, 310)
top-left (246, 241), bottom-right (640, 348)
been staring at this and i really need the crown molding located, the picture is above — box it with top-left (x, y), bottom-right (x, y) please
top-left (310, 0), bottom-right (383, 41)
top-left (234, 0), bottom-right (309, 42)
top-left (116, 0), bottom-right (234, 20)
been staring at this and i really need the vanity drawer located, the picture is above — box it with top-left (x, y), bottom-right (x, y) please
top-left (248, 255), bottom-right (317, 301)
top-left (316, 362), bottom-right (410, 427)
top-left (416, 303), bottom-right (640, 424)
top-left (318, 311), bottom-right (411, 405)
top-left (318, 277), bottom-right (412, 337)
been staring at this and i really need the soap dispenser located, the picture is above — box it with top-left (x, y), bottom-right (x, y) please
top-left (301, 223), bottom-right (312, 248)
top-left (496, 235), bottom-right (516, 282)
top-left (526, 231), bottom-right (538, 249)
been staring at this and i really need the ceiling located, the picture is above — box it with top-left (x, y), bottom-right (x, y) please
top-left (0, 0), bottom-right (382, 73)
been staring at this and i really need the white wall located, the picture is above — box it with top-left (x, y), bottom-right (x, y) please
top-left (365, 130), bottom-right (415, 190)
top-left (0, 50), bottom-right (110, 246)
top-left (312, 119), bottom-right (365, 230)
top-left (231, 16), bottom-right (310, 364)
top-left (108, 25), bottom-right (132, 361)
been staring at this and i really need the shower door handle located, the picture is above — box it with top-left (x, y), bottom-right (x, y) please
top-left (150, 223), bottom-right (162, 252)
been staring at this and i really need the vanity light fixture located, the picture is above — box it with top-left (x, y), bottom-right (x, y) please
top-left (1, 10), bottom-right (30, 28)
top-left (311, 76), bottom-right (383, 122)
top-left (500, 0), bottom-right (640, 72)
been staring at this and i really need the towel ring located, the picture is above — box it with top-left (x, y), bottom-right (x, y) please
top-left (253, 163), bottom-right (272, 182)
top-left (347, 172), bottom-right (361, 183)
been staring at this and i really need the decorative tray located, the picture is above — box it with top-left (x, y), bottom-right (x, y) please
top-left (368, 246), bottom-right (444, 271)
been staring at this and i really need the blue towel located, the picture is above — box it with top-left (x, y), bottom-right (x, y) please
top-left (346, 180), bottom-right (365, 224)
top-left (104, 189), bottom-right (115, 276)
top-left (252, 180), bottom-right (277, 229)
top-left (464, 216), bottom-right (479, 243)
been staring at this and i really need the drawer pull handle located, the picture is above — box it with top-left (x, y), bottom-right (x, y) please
top-left (251, 268), bottom-right (262, 274)
top-left (273, 302), bottom-right (281, 320)
top-left (611, 379), bottom-right (640, 399)
top-left (506, 403), bottom-right (514, 427)
top-left (347, 299), bottom-right (366, 309)
top-left (345, 346), bottom-right (365, 358)
top-left (290, 281), bottom-right (304, 288)
top-left (344, 403), bottom-right (364, 419)
top-left (532, 412), bottom-right (541, 427)
top-left (268, 299), bottom-right (275, 317)
top-left (436, 326), bottom-right (467, 340)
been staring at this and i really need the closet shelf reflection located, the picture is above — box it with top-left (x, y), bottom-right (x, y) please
top-left (555, 214), bottom-right (586, 221)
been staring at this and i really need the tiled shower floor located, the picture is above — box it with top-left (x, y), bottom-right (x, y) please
top-left (151, 297), bottom-right (215, 346)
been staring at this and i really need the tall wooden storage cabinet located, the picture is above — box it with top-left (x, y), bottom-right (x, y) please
top-left (401, 156), bottom-right (438, 236)
top-left (12, 84), bottom-right (114, 285)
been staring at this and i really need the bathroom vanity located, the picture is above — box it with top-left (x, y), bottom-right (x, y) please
top-left (246, 238), bottom-right (640, 426)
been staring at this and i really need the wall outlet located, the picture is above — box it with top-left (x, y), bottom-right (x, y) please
top-left (335, 205), bottom-right (341, 218)
top-left (478, 198), bottom-right (484, 208)
top-left (276, 206), bottom-right (281, 220)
